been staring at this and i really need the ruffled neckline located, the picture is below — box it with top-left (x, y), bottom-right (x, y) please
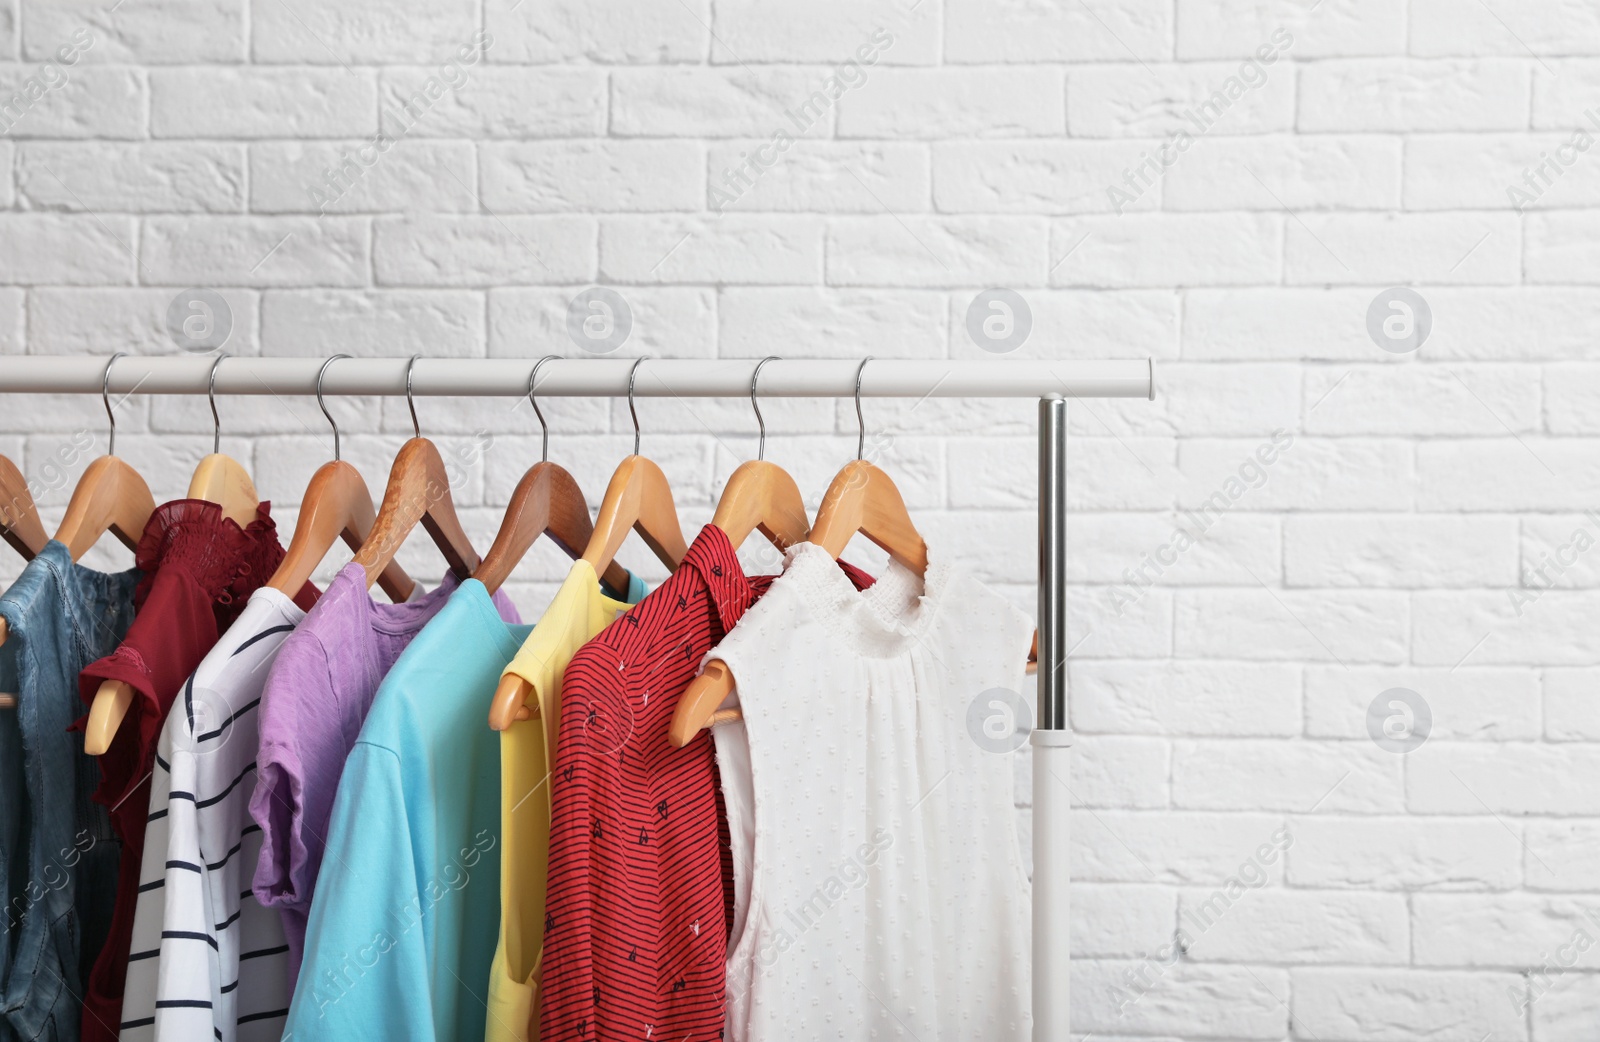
top-left (779, 541), bottom-right (952, 658)
top-left (133, 499), bottom-right (288, 609)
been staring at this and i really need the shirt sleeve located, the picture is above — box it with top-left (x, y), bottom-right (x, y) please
top-left (249, 633), bottom-right (340, 990)
top-left (499, 637), bottom-right (549, 688)
top-left (282, 742), bottom-right (433, 1041)
top-left (536, 653), bottom-right (602, 1042)
top-left (78, 568), bottom-right (219, 806)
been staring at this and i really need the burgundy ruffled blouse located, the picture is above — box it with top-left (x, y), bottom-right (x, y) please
top-left (74, 500), bottom-right (317, 1042)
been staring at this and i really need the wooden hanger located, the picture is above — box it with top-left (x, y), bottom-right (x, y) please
top-left (69, 355), bottom-right (157, 754)
top-left (709, 357), bottom-right (809, 553)
top-left (666, 358), bottom-right (812, 747)
top-left (477, 462), bottom-right (608, 595)
top-left (806, 457), bottom-right (928, 569)
top-left (187, 454), bottom-right (260, 528)
top-left (53, 457), bottom-right (154, 563)
top-left (475, 357), bottom-right (629, 597)
top-left (53, 355), bottom-right (156, 565)
top-left (713, 461), bottom-right (808, 551)
top-left (805, 358), bottom-right (927, 569)
top-left (0, 454), bottom-right (48, 560)
top-left (492, 358), bottom-right (687, 732)
top-left (185, 354), bottom-right (262, 526)
top-left (670, 358), bottom-right (1034, 748)
top-left (579, 455), bottom-right (687, 577)
top-left (483, 359), bottom-right (630, 731)
top-left (672, 359), bottom-right (908, 747)
top-left (267, 355), bottom-right (416, 604)
top-left (350, 356), bottom-right (480, 590)
top-left (578, 358), bottom-right (688, 577)
top-left (90, 355), bottom-right (264, 754)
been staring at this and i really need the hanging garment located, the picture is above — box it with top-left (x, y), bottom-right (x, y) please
top-left (249, 562), bottom-right (519, 992)
top-left (119, 586), bottom-right (307, 1042)
top-left (0, 542), bottom-right (138, 1042)
top-left (283, 580), bottom-right (526, 1042)
top-left (538, 525), bottom-right (872, 1042)
top-left (709, 542), bottom-right (1033, 1042)
top-left (484, 561), bottom-right (646, 1042)
top-left (75, 501), bottom-right (314, 1042)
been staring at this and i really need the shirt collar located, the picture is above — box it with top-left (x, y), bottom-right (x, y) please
top-left (678, 524), bottom-right (754, 635)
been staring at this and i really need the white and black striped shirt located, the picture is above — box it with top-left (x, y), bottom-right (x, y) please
top-left (120, 588), bottom-right (304, 1042)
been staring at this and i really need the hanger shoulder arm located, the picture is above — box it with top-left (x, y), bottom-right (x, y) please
top-left (268, 461), bottom-right (352, 595)
top-left (668, 658), bottom-right (739, 747)
top-left (633, 456), bottom-right (689, 567)
top-left (83, 679), bottom-right (134, 756)
top-left (526, 464), bottom-right (635, 594)
top-left (0, 454), bottom-right (48, 558)
top-left (410, 439), bottom-right (479, 579)
top-left (472, 488), bottom-right (538, 596)
top-left (580, 457), bottom-right (643, 574)
top-left (806, 461), bottom-right (868, 559)
top-left (113, 462), bottom-right (158, 550)
top-left (488, 672), bottom-right (536, 731)
top-left (350, 454), bottom-right (423, 585)
top-left (538, 463), bottom-right (594, 557)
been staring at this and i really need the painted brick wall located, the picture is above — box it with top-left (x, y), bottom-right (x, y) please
top-left (0, 1), bottom-right (1593, 1038)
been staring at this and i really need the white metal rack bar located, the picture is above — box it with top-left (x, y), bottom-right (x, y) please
top-left (0, 354), bottom-right (1157, 1041)
top-left (0, 355), bottom-right (1155, 401)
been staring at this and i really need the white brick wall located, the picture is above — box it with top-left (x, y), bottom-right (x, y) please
top-left (0, 1), bottom-right (1592, 1037)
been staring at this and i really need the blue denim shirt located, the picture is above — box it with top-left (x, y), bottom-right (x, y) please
top-left (0, 542), bottom-right (138, 1042)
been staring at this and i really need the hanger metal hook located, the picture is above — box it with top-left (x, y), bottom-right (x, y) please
top-left (528, 355), bottom-right (559, 463)
top-left (627, 357), bottom-right (645, 456)
top-left (207, 352), bottom-right (227, 454)
top-left (405, 355), bottom-right (421, 438)
top-left (854, 356), bottom-right (873, 461)
top-left (316, 354), bottom-right (349, 461)
top-left (751, 356), bottom-right (777, 462)
top-left (102, 352), bottom-right (125, 457)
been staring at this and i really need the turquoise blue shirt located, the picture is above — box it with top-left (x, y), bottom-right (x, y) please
top-left (283, 580), bottom-right (531, 1042)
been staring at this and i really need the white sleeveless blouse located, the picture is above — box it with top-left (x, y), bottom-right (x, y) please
top-left (707, 541), bottom-right (1033, 1041)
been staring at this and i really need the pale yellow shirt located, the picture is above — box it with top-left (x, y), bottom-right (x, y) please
top-left (485, 561), bottom-right (642, 1042)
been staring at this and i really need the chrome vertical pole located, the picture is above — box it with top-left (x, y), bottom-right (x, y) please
top-left (1033, 393), bottom-right (1072, 1039)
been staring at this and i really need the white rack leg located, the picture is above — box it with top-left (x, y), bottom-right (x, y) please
top-left (1032, 730), bottom-right (1073, 1038)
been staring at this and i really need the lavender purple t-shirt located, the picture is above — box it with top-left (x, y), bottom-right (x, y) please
top-left (248, 563), bottom-right (521, 990)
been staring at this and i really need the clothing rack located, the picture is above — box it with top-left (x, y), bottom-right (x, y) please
top-left (0, 354), bottom-right (1157, 1041)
